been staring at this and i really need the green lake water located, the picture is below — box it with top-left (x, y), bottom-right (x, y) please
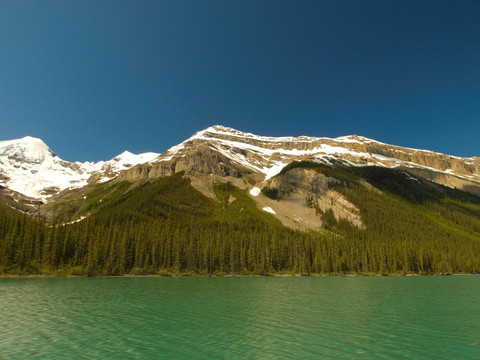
top-left (1, 276), bottom-right (479, 359)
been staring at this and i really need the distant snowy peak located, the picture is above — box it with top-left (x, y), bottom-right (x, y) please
top-left (112, 151), bottom-right (160, 167)
top-left (0, 136), bottom-right (58, 165)
top-left (92, 151), bottom-right (160, 183)
top-left (0, 136), bottom-right (82, 200)
top-left (0, 136), bottom-right (160, 201)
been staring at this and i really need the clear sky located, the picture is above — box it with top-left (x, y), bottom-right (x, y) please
top-left (1, 0), bottom-right (479, 161)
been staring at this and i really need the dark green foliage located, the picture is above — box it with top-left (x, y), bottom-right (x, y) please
top-left (46, 181), bottom-right (133, 221)
top-left (82, 181), bottom-right (132, 214)
top-left (278, 160), bottom-right (321, 175)
top-left (0, 203), bottom-right (45, 274)
top-left (0, 166), bottom-right (479, 276)
top-left (278, 160), bottom-right (356, 183)
top-left (319, 208), bottom-right (337, 230)
top-left (261, 187), bottom-right (280, 200)
top-left (212, 182), bottom-right (283, 227)
top-left (351, 167), bottom-right (438, 204)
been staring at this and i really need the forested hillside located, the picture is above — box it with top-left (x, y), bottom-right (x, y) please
top-left (1, 166), bottom-right (480, 276)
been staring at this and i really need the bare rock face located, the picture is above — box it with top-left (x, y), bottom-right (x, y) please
top-left (264, 168), bottom-right (364, 229)
top-left (117, 144), bottom-right (253, 181)
top-left (266, 168), bottom-right (336, 195)
top-left (0, 186), bottom-right (43, 215)
top-left (400, 167), bottom-right (480, 196)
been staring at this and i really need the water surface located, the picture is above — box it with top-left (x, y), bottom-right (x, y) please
top-left (1, 276), bottom-right (479, 359)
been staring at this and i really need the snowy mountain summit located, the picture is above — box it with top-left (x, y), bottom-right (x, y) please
top-left (0, 136), bottom-right (56, 164)
top-left (0, 136), bottom-right (159, 201)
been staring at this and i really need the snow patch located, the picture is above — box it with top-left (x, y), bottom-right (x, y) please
top-left (262, 206), bottom-right (276, 214)
top-left (98, 177), bottom-right (113, 183)
top-left (262, 161), bottom-right (287, 180)
top-left (63, 215), bottom-right (88, 225)
top-left (249, 187), bottom-right (261, 196)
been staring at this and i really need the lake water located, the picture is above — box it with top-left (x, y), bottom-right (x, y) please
top-left (1, 276), bottom-right (479, 359)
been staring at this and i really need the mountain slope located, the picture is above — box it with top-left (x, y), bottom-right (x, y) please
top-left (1, 168), bottom-right (479, 276)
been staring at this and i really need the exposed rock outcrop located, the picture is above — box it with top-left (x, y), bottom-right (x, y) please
top-left (264, 168), bottom-right (364, 229)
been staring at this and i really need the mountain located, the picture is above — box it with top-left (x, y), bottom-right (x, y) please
top-left (2, 126), bottom-right (479, 203)
top-left (0, 136), bottom-right (160, 202)
top-left (1, 126), bottom-right (479, 276)
top-left (119, 125), bottom-right (480, 195)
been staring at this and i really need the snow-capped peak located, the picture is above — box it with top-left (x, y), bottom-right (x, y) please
top-left (94, 150), bottom-right (160, 183)
top-left (0, 136), bottom-right (160, 201)
top-left (112, 150), bottom-right (159, 164)
top-left (147, 125), bottom-right (480, 186)
top-left (0, 136), bottom-right (57, 165)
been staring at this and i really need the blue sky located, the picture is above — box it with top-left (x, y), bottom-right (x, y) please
top-left (1, 0), bottom-right (479, 161)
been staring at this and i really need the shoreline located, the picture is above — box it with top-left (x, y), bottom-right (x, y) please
top-left (0, 273), bottom-right (477, 279)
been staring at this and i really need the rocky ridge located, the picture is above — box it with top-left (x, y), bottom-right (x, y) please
top-left (119, 125), bottom-right (480, 195)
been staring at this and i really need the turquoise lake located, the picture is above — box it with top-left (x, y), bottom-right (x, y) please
top-left (1, 276), bottom-right (479, 359)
